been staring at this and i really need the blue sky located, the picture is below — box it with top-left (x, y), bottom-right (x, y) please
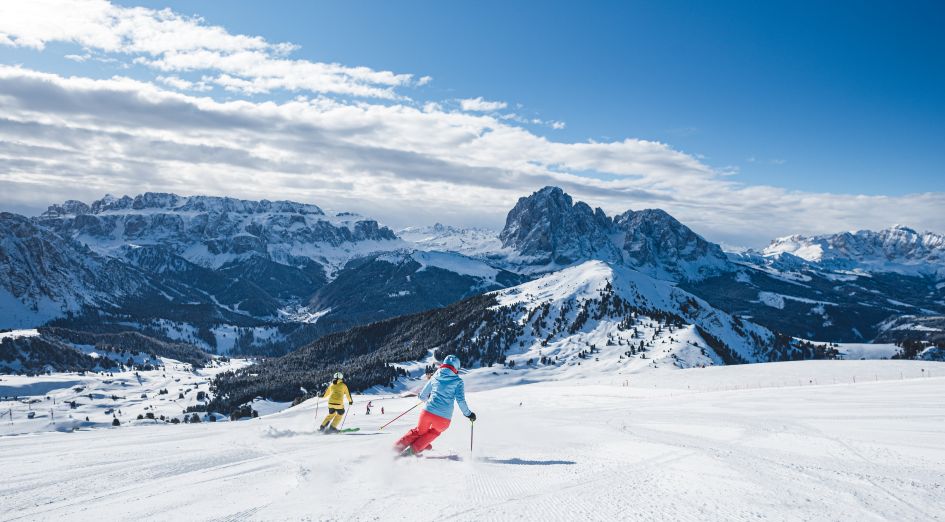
top-left (116, 0), bottom-right (945, 196)
top-left (0, 0), bottom-right (943, 246)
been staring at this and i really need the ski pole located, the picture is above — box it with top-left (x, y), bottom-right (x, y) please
top-left (470, 420), bottom-right (475, 453)
top-left (379, 402), bottom-right (420, 430)
top-left (340, 405), bottom-right (351, 429)
top-left (302, 386), bottom-right (320, 420)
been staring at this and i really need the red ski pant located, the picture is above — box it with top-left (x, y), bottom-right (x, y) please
top-left (395, 409), bottom-right (450, 453)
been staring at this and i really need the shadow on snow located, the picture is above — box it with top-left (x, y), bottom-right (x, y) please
top-left (480, 457), bottom-right (577, 466)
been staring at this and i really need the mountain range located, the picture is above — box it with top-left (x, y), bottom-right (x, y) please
top-left (2, 187), bottom-right (944, 380)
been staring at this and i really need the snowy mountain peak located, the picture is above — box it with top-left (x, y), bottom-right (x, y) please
top-left (491, 259), bottom-right (780, 370)
top-left (891, 224), bottom-right (918, 234)
top-left (614, 208), bottom-right (729, 281)
top-left (762, 225), bottom-right (945, 277)
top-left (498, 187), bottom-right (730, 281)
top-left (44, 193), bottom-right (331, 217)
top-left (499, 186), bottom-right (619, 266)
top-left (33, 193), bottom-right (398, 274)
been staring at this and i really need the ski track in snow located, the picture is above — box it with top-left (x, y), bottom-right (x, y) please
top-left (2, 360), bottom-right (944, 521)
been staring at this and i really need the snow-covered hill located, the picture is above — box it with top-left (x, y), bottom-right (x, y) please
top-left (490, 260), bottom-right (776, 369)
top-left (208, 259), bottom-right (847, 413)
top-left (0, 355), bottom-right (252, 436)
top-left (2, 359), bottom-right (943, 521)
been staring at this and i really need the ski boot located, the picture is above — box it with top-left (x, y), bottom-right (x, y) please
top-left (318, 424), bottom-right (327, 432)
top-left (324, 426), bottom-right (339, 434)
top-left (398, 446), bottom-right (416, 458)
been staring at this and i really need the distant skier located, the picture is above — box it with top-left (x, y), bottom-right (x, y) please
top-left (394, 355), bottom-right (476, 457)
top-left (366, 400), bottom-right (373, 415)
top-left (319, 372), bottom-right (353, 434)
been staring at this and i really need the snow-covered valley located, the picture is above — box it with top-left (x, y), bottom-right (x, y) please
top-left (0, 357), bottom-right (254, 435)
top-left (2, 359), bottom-right (943, 521)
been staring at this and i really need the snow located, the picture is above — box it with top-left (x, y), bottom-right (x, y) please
top-left (250, 398), bottom-right (293, 417)
top-left (411, 250), bottom-right (499, 280)
top-left (0, 329), bottom-right (40, 341)
top-left (1, 360), bottom-right (943, 521)
top-left (757, 290), bottom-right (837, 310)
top-left (493, 261), bottom-right (774, 365)
top-left (399, 224), bottom-right (502, 257)
top-left (887, 298), bottom-right (916, 308)
top-left (0, 357), bottom-right (253, 436)
top-left (279, 306), bottom-right (332, 324)
top-left (375, 249), bottom-right (501, 281)
top-left (758, 291), bottom-right (785, 309)
top-left (765, 237), bottom-right (826, 261)
top-left (835, 343), bottom-right (900, 360)
top-left (763, 227), bottom-right (945, 278)
top-left (273, 238), bottom-right (412, 279)
top-left (211, 324), bottom-right (240, 354)
top-left (0, 288), bottom-right (66, 329)
top-left (892, 324), bottom-right (940, 332)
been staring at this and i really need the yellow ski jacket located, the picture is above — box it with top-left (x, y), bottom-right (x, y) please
top-left (323, 380), bottom-right (352, 408)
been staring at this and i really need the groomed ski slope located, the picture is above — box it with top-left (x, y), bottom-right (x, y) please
top-left (2, 360), bottom-right (943, 521)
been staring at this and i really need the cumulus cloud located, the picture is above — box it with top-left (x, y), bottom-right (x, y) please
top-left (0, 1), bottom-right (942, 247)
top-left (0, 0), bottom-right (415, 99)
top-left (459, 97), bottom-right (508, 112)
top-left (156, 75), bottom-right (212, 92)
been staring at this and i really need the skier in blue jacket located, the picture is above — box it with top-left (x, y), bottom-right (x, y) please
top-left (394, 354), bottom-right (476, 456)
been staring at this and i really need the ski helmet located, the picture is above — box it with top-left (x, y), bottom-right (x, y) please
top-left (333, 372), bottom-right (344, 380)
top-left (442, 354), bottom-right (461, 370)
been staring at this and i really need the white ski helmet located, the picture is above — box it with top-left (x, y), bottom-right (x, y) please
top-left (442, 354), bottom-right (461, 370)
top-left (333, 372), bottom-right (344, 380)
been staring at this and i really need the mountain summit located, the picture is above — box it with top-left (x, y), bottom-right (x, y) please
top-left (762, 225), bottom-right (945, 277)
top-left (499, 187), bottom-right (729, 281)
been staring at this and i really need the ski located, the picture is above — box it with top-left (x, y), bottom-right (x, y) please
top-left (328, 427), bottom-right (359, 434)
top-left (423, 454), bottom-right (462, 461)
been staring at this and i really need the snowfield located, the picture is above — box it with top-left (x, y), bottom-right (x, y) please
top-left (2, 360), bottom-right (944, 521)
top-left (0, 358), bottom-right (252, 435)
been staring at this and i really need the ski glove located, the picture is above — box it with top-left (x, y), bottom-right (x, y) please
top-left (467, 412), bottom-right (477, 422)
top-left (349, 401), bottom-right (354, 405)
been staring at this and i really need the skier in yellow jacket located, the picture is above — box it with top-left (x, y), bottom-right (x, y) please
top-left (319, 372), bottom-right (353, 434)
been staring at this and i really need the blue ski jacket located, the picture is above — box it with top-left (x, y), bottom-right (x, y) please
top-left (419, 366), bottom-right (471, 420)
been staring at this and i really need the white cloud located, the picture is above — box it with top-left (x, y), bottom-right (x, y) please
top-left (1, 64), bottom-right (943, 247)
top-left (0, 0), bottom-right (414, 99)
top-left (0, 2), bottom-right (941, 247)
top-left (156, 75), bottom-right (211, 92)
top-left (459, 97), bottom-right (508, 112)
